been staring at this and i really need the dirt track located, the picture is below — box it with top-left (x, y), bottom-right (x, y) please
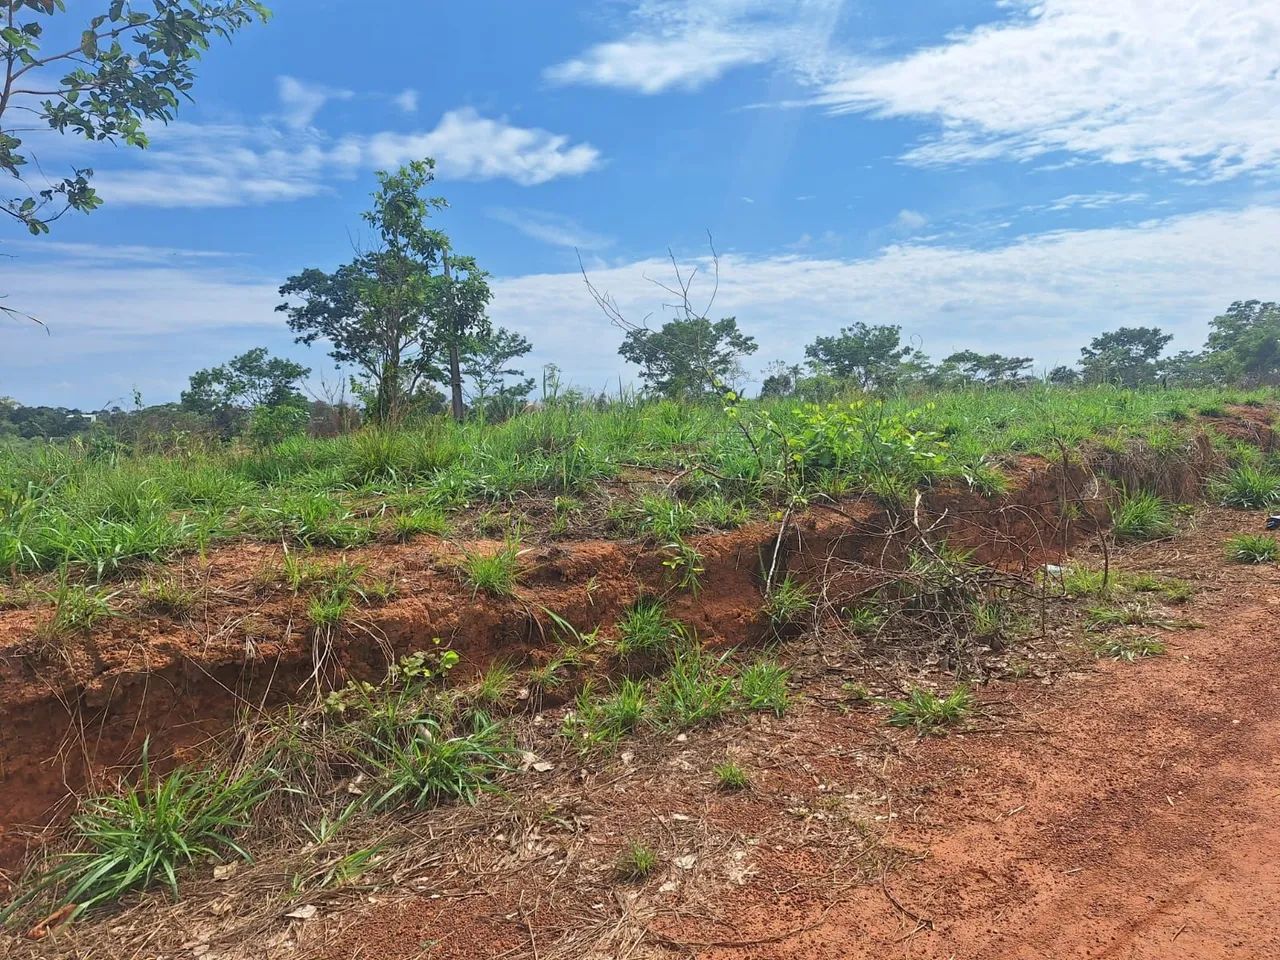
top-left (687, 511), bottom-right (1280, 960)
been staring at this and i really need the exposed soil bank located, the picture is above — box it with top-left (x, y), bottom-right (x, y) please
top-left (0, 456), bottom-right (1107, 873)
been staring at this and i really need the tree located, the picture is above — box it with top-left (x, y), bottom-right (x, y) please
top-left (618, 315), bottom-right (757, 399)
top-left (1, 1), bottom-right (268, 239)
top-left (803, 323), bottom-right (925, 392)
top-left (1078, 326), bottom-right (1172, 387)
top-left (933, 350), bottom-right (1033, 387)
top-left (1204, 300), bottom-right (1280, 385)
top-left (461, 326), bottom-right (534, 420)
top-left (759, 360), bottom-right (802, 399)
top-left (1047, 365), bottom-right (1081, 386)
top-left (277, 159), bottom-right (492, 424)
top-left (180, 347), bottom-right (309, 414)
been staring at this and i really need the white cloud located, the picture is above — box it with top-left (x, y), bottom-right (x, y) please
top-left (1041, 192), bottom-right (1149, 212)
top-left (93, 108), bottom-right (603, 207)
top-left (487, 207), bottom-right (613, 249)
top-left (545, 0), bottom-right (845, 93)
top-left (816, 0), bottom-right (1280, 178)
top-left (393, 88), bottom-right (419, 113)
top-left (276, 76), bottom-right (353, 129)
top-left (893, 208), bottom-right (928, 231)
top-left (8, 205), bottom-right (1279, 405)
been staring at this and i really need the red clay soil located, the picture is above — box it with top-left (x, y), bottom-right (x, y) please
top-left (674, 510), bottom-right (1280, 960)
top-left (0, 456), bottom-right (1106, 873)
top-left (297, 508), bottom-right (1280, 960)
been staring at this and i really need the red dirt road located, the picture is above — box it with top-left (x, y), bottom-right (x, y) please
top-left (694, 519), bottom-right (1280, 960)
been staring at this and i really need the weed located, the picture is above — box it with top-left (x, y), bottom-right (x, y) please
top-left (841, 681), bottom-right (873, 702)
top-left (1124, 573), bottom-right (1192, 603)
top-left (660, 539), bottom-right (705, 593)
top-left (1085, 603), bottom-right (1169, 631)
top-left (653, 646), bottom-right (735, 729)
top-left (1226, 533), bottom-right (1280, 564)
top-left (1111, 491), bottom-right (1175, 541)
top-left (886, 686), bottom-right (974, 733)
top-left (615, 841), bottom-right (658, 881)
top-left (308, 592), bottom-right (353, 631)
top-left (562, 678), bottom-right (648, 748)
top-left (38, 578), bottom-right (117, 645)
top-left (23, 750), bottom-right (266, 918)
top-left (1093, 634), bottom-right (1167, 662)
top-left (138, 573), bottom-right (198, 617)
top-left (461, 540), bottom-right (522, 597)
top-left (471, 661), bottom-right (516, 708)
top-left (616, 598), bottom-right (680, 658)
top-left (1061, 565), bottom-right (1108, 597)
top-left (392, 507), bottom-right (448, 542)
top-left (763, 576), bottom-right (814, 626)
top-left (1211, 463), bottom-right (1280, 509)
top-left (844, 604), bottom-right (885, 635)
top-left (713, 761), bottom-right (750, 790)
top-left (366, 717), bottom-right (510, 809)
top-left (736, 660), bottom-right (790, 716)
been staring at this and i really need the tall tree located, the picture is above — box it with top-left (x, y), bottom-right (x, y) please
top-left (277, 160), bottom-right (491, 423)
top-left (1, 1), bottom-right (268, 239)
top-left (618, 315), bottom-right (756, 399)
top-left (1204, 300), bottom-right (1280, 385)
top-left (1078, 326), bottom-right (1172, 387)
top-left (180, 347), bottom-right (309, 414)
top-left (803, 323), bottom-right (925, 392)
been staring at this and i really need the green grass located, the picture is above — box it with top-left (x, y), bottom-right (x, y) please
top-left (460, 541), bottom-right (522, 597)
top-left (1, 386), bottom-right (1273, 585)
top-left (615, 841), bottom-right (658, 881)
top-left (1226, 533), bottom-right (1280, 564)
top-left (561, 678), bottom-right (649, 747)
top-left (38, 579), bottom-right (117, 645)
top-left (885, 686), bottom-right (974, 733)
top-left (137, 573), bottom-right (198, 617)
top-left (616, 597), bottom-right (680, 657)
top-left (1111, 491), bottom-right (1176, 541)
top-left (762, 576), bottom-right (814, 626)
top-left (307, 592), bottom-right (353, 630)
top-left (736, 660), bottom-right (790, 716)
top-left (17, 751), bottom-right (266, 920)
top-left (713, 761), bottom-right (750, 791)
top-left (365, 717), bottom-right (510, 810)
top-left (1211, 463), bottom-right (1280, 509)
top-left (652, 646), bottom-right (735, 729)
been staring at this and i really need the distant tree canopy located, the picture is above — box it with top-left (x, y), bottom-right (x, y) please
top-left (619, 316), bottom-right (757, 399)
top-left (933, 350), bottom-right (1034, 387)
top-left (0, 0), bottom-right (268, 239)
top-left (181, 348), bottom-right (309, 415)
top-left (1078, 326), bottom-right (1174, 387)
top-left (803, 323), bottom-right (926, 392)
top-left (278, 159), bottom-right (492, 424)
top-left (1205, 300), bottom-right (1280, 385)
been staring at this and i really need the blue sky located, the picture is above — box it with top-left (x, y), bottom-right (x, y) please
top-left (3, 0), bottom-right (1279, 408)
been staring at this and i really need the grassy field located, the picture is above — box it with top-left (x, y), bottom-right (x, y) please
top-left (1, 385), bottom-right (1274, 586)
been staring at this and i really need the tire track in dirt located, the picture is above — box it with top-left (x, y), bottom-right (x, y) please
top-left (696, 530), bottom-right (1280, 959)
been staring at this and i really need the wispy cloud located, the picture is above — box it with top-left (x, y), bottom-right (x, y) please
top-left (815, 0), bottom-right (1280, 179)
top-left (545, 0), bottom-right (845, 94)
top-left (487, 207), bottom-right (613, 249)
top-left (392, 88), bottom-right (419, 113)
top-left (276, 75), bottom-right (354, 129)
top-left (92, 96), bottom-right (604, 208)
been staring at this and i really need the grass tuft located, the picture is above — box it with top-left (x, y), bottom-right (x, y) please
top-left (1226, 533), bottom-right (1279, 564)
top-left (1211, 463), bottom-right (1280, 509)
top-left (713, 761), bottom-right (750, 791)
top-left (460, 541), bottom-right (522, 598)
top-left (615, 841), bottom-right (658, 881)
top-left (1111, 491), bottom-right (1175, 541)
top-left (886, 686), bottom-right (973, 733)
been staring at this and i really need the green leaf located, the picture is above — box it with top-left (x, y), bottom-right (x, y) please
top-left (79, 29), bottom-right (98, 58)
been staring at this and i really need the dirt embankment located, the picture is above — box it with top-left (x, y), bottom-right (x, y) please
top-left (0, 455), bottom-right (1107, 873)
